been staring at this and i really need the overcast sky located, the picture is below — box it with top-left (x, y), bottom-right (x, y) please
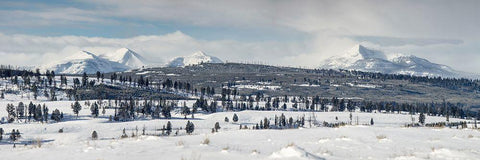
top-left (0, 0), bottom-right (479, 73)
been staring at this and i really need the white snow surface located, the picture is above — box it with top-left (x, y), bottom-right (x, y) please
top-left (0, 78), bottom-right (479, 159)
top-left (41, 50), bottom-right (130, 74)
top-left (0, 94), bottom-right (479, 159)
top-left (99, 48), bottom-right (147, 69)
top-left (41, 48), bottom-right (147, 74)
top-left (167, 51), bottom-right (223, 67)
top-left (321, 45), bottom-right (479, 79)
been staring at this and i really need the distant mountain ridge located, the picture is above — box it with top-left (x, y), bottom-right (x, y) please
top-left (41, 49), bottom-right (224, 74)
top-left (99, 48), bottom-right (147, 69)
top-left (321, 45), bottom-right (478, 79)
top-left (167, 51), bottom-right (223, 67)
top-left (41, 48), bottom-right (147, 74)
top-left (41, 50), bottom-right (131, 74)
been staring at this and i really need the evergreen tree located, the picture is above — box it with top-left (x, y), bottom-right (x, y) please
top-left (42, 104), bottom-right (49, 122)
top-left (34, 104), bottom-right (43, 122)
top-left (232, 113), bottom-right (239, 122)
top-left (419, 113), bottom-right (426, 125)
top-left (72, 101), bottom-right (82, 118)
top-left (96, 71), bottom-right (101, 82)
top-left (263, 117), bottom-right (270, 129)
top-left (181, 102), bottom-right (190, 119)
top-left (185, 121), bottom-right (195, 134)
top-left (214, 122), bottom-right (221, 132)
top-left (28, 102), bottom-right (35, 121)
top-left (82, 72), bottom-right (88, 87)
top-left (51, 109), bottom-right (62, 122)
top-left (166, 121), bottom-right (172, 135)
top-left (90, 103), bottom-right (99, 118)
top-left (6, 103), bottom-right (16, 122)
top-left (91, 131), bottom-right (98, 140)
top-left (224, 117), bottom-right (229, 122)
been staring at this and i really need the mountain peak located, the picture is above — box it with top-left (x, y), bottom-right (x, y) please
top-left (192, 51), bottom-right (207, 57)
top-left (348, 44), bottom-right (387, 60)
top-left (320, 45), bottom-right (473, 78)
top-left (101, 48), bottom-right (147, 69)
top-left (116, 47), bottom-right (133, 53)
top-left (42, 50), bottom-right (130, 74)
top-left (167, 51), bottom-right (223, 67)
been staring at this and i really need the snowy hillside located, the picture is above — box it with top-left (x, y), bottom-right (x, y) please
top-left (321, 45), bottom-right (478, 78)
top-left (167, 51), bottom-right (223, 67)
top-left (0, 102), bottom-right (478, 160)
top-left (41, 48), bottom-right (148, 74)
top-left (41, 51), bottom-right (130, 74)
top-left (99, 48), bottom-right (147, 69)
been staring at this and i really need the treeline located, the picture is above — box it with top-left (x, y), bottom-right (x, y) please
top-left (337, 69), bottom-right (480, 91)
top-left (4, 101), bottom-right (63, 123)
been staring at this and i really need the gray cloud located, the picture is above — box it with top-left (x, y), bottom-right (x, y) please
top-left (0, 0), bottom-right (480, 73)
top-left (350, 36), bottom-right (463, 47)
top-left (0, 31), bottom-right (307, 67)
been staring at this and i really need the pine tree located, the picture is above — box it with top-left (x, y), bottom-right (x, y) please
top-left (90, 103), bottom-right (99, 118)
top-left (91, 131), bottom-right (98, 140)
top-left (34, 104), bottom-right (43, 122)
top-left (214, 122), bottom-right (221, 132)
top-left (72, 101), bottom-right (82, 118)
top-left (166, 121), bottom-right (172, 135)
top-left (42, 104), bottom-right (49, 122)
top-left (96, 71), bottom-right (101, 82)
top-left (186, 121), bottom-right (195, 134)
top-left (51, 109), bottom-right (62, 122)
top-left (264, 117), bottom-right (270, 129)
top-left (6, 103), bottom-right (16, 122)
top-left (82, 72), bottom-right (88, 87)
top-left (28, 102), bottom-right (35, 121)
top-left (419, 113), bottom-right (426, 125)
top-left (232, 113), bottom-right (239, 122)
top-left (121, 128), bottom-right (128, 138)
top-left (181, 103), bottom-right (190, 119)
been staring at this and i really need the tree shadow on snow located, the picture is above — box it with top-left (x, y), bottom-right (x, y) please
top-left (0, 139), bottom-right (54, 146)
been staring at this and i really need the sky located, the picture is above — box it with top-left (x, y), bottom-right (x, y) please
top-left (0, 0), bottom-right (479, 73)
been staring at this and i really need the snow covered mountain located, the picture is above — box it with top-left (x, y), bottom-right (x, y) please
top-left (99, 48), bottom-right (147, 69)
top-left (42, 50), bottom-right (130, 74)
top-left (167, 51), bottom-right (223, 67)
top-left (320, 45), bottom-right (475, 78)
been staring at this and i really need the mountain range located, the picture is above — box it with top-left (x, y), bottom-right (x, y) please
top-left (41, 49), bottom-right (223, 74)
top-left (40, 45), bottom-right (477, 79)
top-left (320, 45), bottom-right (478, 79)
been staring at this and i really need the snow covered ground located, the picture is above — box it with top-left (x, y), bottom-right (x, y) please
top-left (0, 99), bottom-right (479, 160)
top-left (1, 76), bottom-right (479, 159)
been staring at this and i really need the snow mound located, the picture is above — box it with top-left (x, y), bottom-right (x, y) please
top-left (269, 145), bottom-right (323, 160)
top-left (167, 51), bottom-right (223, 67)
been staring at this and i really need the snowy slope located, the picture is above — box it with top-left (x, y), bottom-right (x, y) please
top-left (99, 48), bottom-right (147, 69)
top-left (321, 45), bottom-right (476, 78)
top-left (41, 50), bottom-right (130, 74)
top-left (167, 51), bottom-right (223, 67)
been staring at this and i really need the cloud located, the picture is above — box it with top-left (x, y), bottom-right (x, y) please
top-left (0, 31), bottom-right (308, 67)
top-left (349, 36), bottom-right (463, 47)
top-left (1, 0), bottom-right (480, 73)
